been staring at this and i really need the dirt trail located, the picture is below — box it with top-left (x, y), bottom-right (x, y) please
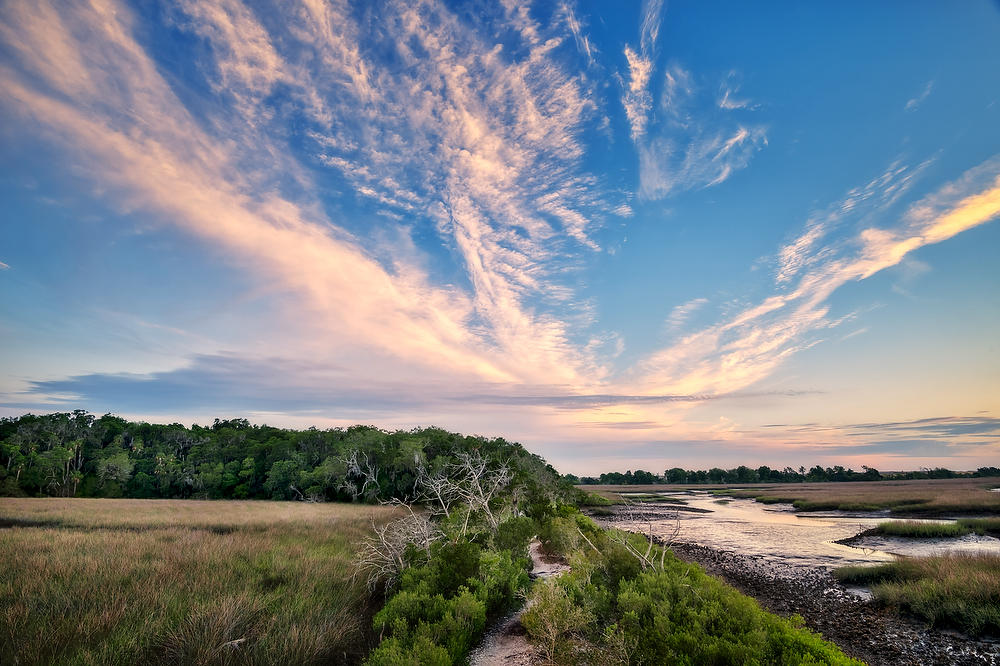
top-left (468, 540), bottom-right (569, 666)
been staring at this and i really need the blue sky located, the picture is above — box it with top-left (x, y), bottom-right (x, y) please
top-left (1, 0), bottom-right (998, 474)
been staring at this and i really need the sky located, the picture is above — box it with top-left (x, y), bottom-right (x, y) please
top-left (1, 0), bottom-right (999, 475)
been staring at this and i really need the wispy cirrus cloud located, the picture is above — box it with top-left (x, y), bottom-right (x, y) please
top-left (0, 0), bottom-right (619, 392)
top-left (619, 0), bottom-right (662, 141)
top-left (0, 0), bottom-right (998, 470)
top-left (631, 156), bottom-right (1000, 401)
top-left (665, 297), bottom-right (708, 333)
top-left (905, 80), bottom-right (934, 112)
top-left (615, 2), bottom-right (767, 199)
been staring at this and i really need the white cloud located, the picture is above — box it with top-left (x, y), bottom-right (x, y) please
top-left (635, 156), bottom-right (1000, 398)
top-left (665, 298), bottom-right (708, 332)
top-left (905, 80), bottom-right (934, 112)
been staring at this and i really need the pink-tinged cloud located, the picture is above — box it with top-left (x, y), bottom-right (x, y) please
top-left (1, 0), bottom-right (998, 470)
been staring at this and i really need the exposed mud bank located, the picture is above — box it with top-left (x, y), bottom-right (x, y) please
top-left (667, 540), bottom-right (999, 666)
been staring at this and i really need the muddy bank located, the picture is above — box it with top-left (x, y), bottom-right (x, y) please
top-left (666, 540), bottom-right (999, 666)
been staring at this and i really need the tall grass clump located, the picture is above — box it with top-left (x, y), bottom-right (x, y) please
top-left (835, 553), bottom-right (1000, 636)
top-left (0, 499), bottom-right (399, 665)
top-left (873, 520), bottom-right (971, 538)
top-left (957, 517), bottom-right (1000, 536)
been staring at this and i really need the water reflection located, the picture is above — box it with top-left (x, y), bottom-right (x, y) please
top-left (610, 491), bottom-right (1000, 571)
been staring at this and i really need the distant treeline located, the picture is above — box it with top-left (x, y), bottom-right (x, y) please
top-left (0, 411), bottom-right (566, 502)
top-left (570, 464), bottom-right (1000, 486)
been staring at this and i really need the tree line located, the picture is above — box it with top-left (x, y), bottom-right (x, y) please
top-left (0, 411), bottom-right (567, 503)
top-left (570, 464), bottom-right (1000, 485)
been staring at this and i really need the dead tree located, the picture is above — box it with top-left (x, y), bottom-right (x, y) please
top-left (340, 449), bottom-right (380, 501)
top-left (355, 502), bottom-right (442, 592)
top-left (449, 451), bottom-right (512, 534)
top-left (413, 467), bottom-right (459, 518)
top-left (608, 497), bottom-right (681, 572)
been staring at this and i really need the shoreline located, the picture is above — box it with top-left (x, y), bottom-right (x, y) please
top-left (664, 539), bottom-right (998, 666)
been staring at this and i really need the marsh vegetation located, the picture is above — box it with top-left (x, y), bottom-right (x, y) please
top-left (0, 499), bottom-right (400, 665)
top-left (835, 553), bottom-right (1000, 636)
top-left (584, 477), bottom-right (1000, 515)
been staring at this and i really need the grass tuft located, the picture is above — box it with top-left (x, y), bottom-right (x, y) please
top-left (872, 520), bottom-right (971, 538)
top-left (835, 553), bottom-right (1000, 636)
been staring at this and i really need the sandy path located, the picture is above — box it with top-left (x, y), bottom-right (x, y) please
top-left (468, 540), bottom-right (569, 666)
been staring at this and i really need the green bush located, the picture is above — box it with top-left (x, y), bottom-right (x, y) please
top-left (522, 579), bottom-right (593, 662)
top-left (537, 517), bottom-right (579, 558)
top-left (365, 538), bottom-right (530, 665)
top-left (493, 516), bottom-right (535, 556)
top-left (522, 508), bottom-right (861, 665)
top-left (614, 568), bottom-right (859, 664)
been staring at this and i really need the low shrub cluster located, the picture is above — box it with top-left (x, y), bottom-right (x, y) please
top-left (363, 524), bottom-right (533, 665)
top-left (522, 511), bottom-right (861, 665)
top-left (835, 553), bottom-right (1000, 636)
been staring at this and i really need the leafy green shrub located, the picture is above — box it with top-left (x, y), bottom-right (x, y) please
top-left (429, 541), bottom-right (481, 596)
top-left (364, 636), bottom-right (450, 666)
top-left (614, 568), bottom-right (861, 664)
top-left (493, 516), bottom-right (535, 556)
top-left (365, 538), bottom-right (530, 665)
top-left (524, 508), bottom-right (860, 665)
top-left (522, 579), bottom-right (593, 662)
top-left (538, 516), bottom-right (580, 558)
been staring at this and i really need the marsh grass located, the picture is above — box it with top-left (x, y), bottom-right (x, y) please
top-left (584, 478), bottom-right (1000, 514)
top-left (703, 478), bottom-right (1000, 515)
top-left (620, 493), bottom-right (688, 504)
top-left (957, 517), bottom-right (1000, 536)
top-left (835, 553), bottom-right (1000, 636)
top-left (872, 520), bottom-right (971, 538)
top-left (0, 498), bottom-right (399, 665)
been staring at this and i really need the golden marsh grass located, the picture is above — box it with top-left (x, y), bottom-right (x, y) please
top-left (0, 498), bottom-right (400, 665)
top-left (583, 477), bottom-right (1000, 515)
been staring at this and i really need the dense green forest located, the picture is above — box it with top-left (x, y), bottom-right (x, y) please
top-left (573, 464), bottom-right (1000, 485)
top-left (0, 411), bottom-right (566, 503)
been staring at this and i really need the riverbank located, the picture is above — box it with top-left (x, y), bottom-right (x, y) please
top-left (663, 540), bottom-right (998, 665)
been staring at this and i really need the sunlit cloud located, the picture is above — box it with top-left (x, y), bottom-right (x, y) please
top-left (0, 1), bottom-right (997, 471)
top-left (633, 156), bottom-right (1000, 399)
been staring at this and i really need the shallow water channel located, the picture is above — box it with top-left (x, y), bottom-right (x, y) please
top-left (611, 491), bottom-right (1000, 571)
